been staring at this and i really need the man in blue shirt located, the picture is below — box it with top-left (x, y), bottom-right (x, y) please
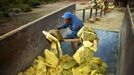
top-left (58, 12), bottom-right (84, 39)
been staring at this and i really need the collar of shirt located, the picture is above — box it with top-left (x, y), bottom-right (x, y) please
top-left (67, 23), bottom-right (73, 30)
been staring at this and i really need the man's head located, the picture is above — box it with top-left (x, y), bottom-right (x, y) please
top-left (64, 18), bottom-right (72, 24)
top-left (62, 12), bottom-right (73, 24)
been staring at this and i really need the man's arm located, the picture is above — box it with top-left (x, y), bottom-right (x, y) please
top-left (65, 31), bottom-right (77, 39)
top-left (71, 24), bottom-right (81, 32)
top-left (57, 23), bottom-right (68, 29)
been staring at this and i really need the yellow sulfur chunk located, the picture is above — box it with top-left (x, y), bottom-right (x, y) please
top-left (47, 66), bottom-right (63, 75)
top-left (51, 41), bottom-right (58, 55)
top-left (108, 3), bottom-right (114, 6)
top-left (73, 46), bottom-right (93, 64)
top-left (99, 66), bottom-right (108, 74)
top-left (36, 61), bottom-right (46, 75)
top-left (92, 57), bottom-right (102, 65)
top-left (32, 57), bottom-right (45, 71)
top-left (61, 69), bottom-right (73, 75)
top-left (82, 31), bottom-right (97, 41)
top-left (101, 62), bottom-right (108, 68)
top-left (77, 25), bottom-right (94, 37)
top-left (23, 67), bottom-right (36, 75)
top-left (90, 61), bottom-right (99, 70)
top-left (84, 74), bottom-right (91, 75)
top-left (32, 64), bottom-right (38, 71)
top-left (76, 63), bottom-right (91, 73)
top-left (33, 59), bottom-right (43, 66)
top-left (91, 70), bottom-right (98, 75)
top-left (83, 41), bottom-right (93, 48)
top-left (61, 55), bottom-right (72, 62)
top-left (97, 73), bottom-right (103, 75)
top-left (77, 27), bottom-right (83, 37)
top-left (90, 40), bottom-right (98, 52)
top-left (60, 55), bottom-right (77, 69)
top-left (60, 59), bottom-right (77, 69)
top-left (18, 72), bottom-right (23, 75)
top-left (72, 67), bottom-right (85, 75)
top-left (81, 25), bottom-right (94, 32)
top-left (108, 3), bottom-right (115, 9)
top-left (108, 5), bottom-right (115, 9)
top-left (82, 63), bottom-right (91, 73)
top-left (37, 56), bottom-right (45, 61)
top-left (97, 73), bottom-right (104, 75)
top-left (51, 41), bottom-right (57, 50)
top-left (44, 49), bottom-right (59, 67)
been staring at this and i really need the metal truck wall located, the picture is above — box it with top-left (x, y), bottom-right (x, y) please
top-left (94, 29), bottom-right (119, 74)
top-left (118, 5), bottom-right (134, 75)
top-left (0, 3), bottom-right (75, 75)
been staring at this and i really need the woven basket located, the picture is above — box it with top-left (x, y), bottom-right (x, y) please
top-left (48, 29), bottom-right (63, 41)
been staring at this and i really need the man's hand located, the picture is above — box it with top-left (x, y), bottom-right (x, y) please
top-left (59, 39), bottom-right (64, 42)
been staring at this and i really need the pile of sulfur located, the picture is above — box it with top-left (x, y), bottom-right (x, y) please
top-left (18, 25), bottom-right (108, 75)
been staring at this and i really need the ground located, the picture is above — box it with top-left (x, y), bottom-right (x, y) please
top-left (85, 9), bottom-right (125, 32)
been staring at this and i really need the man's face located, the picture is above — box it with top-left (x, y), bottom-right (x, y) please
top-left (64, 18), bottom-right (72, 24)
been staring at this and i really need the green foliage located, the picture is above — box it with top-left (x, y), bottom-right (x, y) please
top-left (20, 4), bottom-right (32, 12)
top-left (45, 0), bottom-right (59, 3)
top-left (0, 11), bottom-right (9, 17)
top-left (27, 0), bottom-right (41, 8)
top-left (8, 8), bottom-right (21, 13)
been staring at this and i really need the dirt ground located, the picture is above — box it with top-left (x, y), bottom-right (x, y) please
top-left (84, 9), bottom-right (125, 32)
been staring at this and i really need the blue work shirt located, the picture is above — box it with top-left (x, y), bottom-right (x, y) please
top-left (59, 14), bottom-right (83, 39)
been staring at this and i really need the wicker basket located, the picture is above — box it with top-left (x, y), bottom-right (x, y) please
top-left (48, 29), bottom-right (63, 41)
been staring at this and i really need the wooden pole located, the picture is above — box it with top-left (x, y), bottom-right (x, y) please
top-left (89, 8), bottom-right (93, 18)
top-left (95, 0), bottom-right (98, 17)
top-left (83, 9), bottom-right (85, 22)
top-left (100, 6), bottom-right (103, 17)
